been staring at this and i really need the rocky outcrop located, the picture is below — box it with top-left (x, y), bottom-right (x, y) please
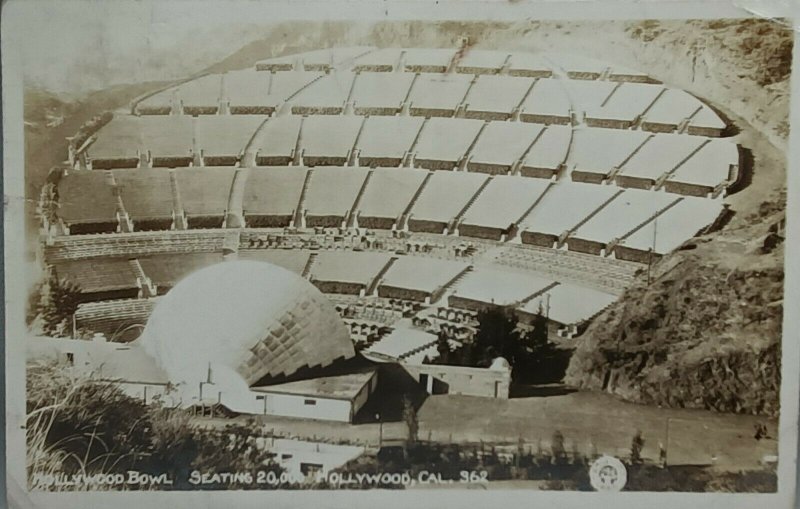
top-left (566, 211), bottom-right (784, 416)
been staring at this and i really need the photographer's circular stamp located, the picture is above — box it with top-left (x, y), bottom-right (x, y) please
top-left (589, 455), bottom-right (627, 492)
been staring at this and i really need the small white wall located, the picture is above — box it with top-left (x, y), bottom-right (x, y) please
top-left (254, 391), bottom-right (354, 422)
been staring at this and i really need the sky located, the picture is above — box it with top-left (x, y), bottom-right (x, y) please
top-left (1, 0), bottom-right (772, 96)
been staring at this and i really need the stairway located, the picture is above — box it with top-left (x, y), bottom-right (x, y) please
top-left (518, 281), bottom-right (560, 308)
top-left (293, 169), bottom-right (314, 228)
top-left (654, 139), bottom-right (711, 189)
top-left (169, 170), bottom-right (188, 230)
top-left (611, 135), bottom-right (655, 180)
top-left (432, 265), bottom-right (473, 302)
top-left (451, 175), bottom-right (493, 232)
top-left (224, 168), bottom-right (249, 228)
top-left (559, 188), bottom-right (625, 247)
top-left (348, 116), bottom-right (368, 166)
top-left (398, 171), bottom-right (434, 230)
top-left (301, 252), bottom-right (318, 279)
top-left (366, 256), bottom-right (398, 296)
top-left (128, 259), bottom-right (157, 298)
top-left (347, 170), bottom-right (374, 228)
top-left (458, 121), bottom-right (490, 170)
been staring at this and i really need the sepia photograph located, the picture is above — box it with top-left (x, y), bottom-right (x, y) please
top-left (2, 1), bottom-right (798, 506)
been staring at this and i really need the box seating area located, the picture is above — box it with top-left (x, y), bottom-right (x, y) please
top-left (52, 258), bottom-right (140, 294)
top-left (74, 298), bottom-right (158, 342)
top-left (482, 244), bottom-right (638, 294)
top-left (44, 230), bottom-right (228, 262)
top-left (238, 248), bottom-right (311, 275)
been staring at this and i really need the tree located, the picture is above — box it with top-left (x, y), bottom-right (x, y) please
top-left (550, 430), bottom-right (567, 465)
top-left (435, 329), bottom-right (450, 364)
top-left (471, 307), bottom-right (519, 367)
top-left (630, 430), bottom-right (645, 465)
top-left (402, 395), bottom-right (418, 445)
top-left (37, 274), bottom-right (83, 337)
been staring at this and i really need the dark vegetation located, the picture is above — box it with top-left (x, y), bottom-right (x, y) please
top-left (426, 307), bottom-right (567, 385)
top-left (27, 361), bottom-right (290, 491)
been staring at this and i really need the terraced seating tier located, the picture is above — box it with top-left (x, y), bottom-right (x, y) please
top-left (243, 167), bottom-right (308, 226)
top-left (52, 258), bottom-right (140, 295)
top-left (138, 252), bottom-right (225, 291)
top-left (406, 171), bottom-right (489, 233)
top-left (112, 169), bottom-right (174, 224)
top-left (57, 171), bottom-right (118, 226)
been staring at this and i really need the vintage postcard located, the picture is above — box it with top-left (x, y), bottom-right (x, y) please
top-left (2, 1), bottom-right (797, 507)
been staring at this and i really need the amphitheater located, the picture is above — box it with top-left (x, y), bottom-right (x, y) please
top-left (41, 45), bottom-right (741, 366)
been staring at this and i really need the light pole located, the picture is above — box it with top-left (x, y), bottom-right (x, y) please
top-left (376, 413), bottom-right (383, 449)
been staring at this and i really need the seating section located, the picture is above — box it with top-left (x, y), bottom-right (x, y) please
top-left (616, 196), bottom-right (723, 260)
top-left (378, 257), bottom-right (470, 302)
top-left (112, 169), bottom-right (174, 226)
top-left (57, 171), bottom-right (118, 228)
top-left (300, 115), bottom-right (364, 166)
top-left (174, 168), bottom-right (235, 226)
top-left (55, 47), bottom-right (740, 338)
top-left (291, 71), bottom-right (356, 114)
top-left (238, 249), bottom-right (311, 275)
top-left (310, 251), bottom-right (393, 295)
top-left (356, 168), bottom-right (429, 228)
top-left (406, 171), bottom-right (489, 233)
top-left (194, 115), bottom-right (264, 165)
top-left (568, 128), bottom-right (651, 183)
top-left (520, 282), bottom-right (617, 325)
top-left (351, 72), bottom-right (415, 115)
top-left (449, 266), bottom-right (555, 309)
top-left (414, 118), bottom-right (484, 170)
top-left (407, 73), bottom-right (472, 117)
top-left (138, 252), bottom-right (224, 290)
top-left (468, 122), bottom-right (545, 175)
top-left (302, 167), bottom-right (369, 226)
top-left (357, 116), bottom-right (424, 167)
top-left (364, 328), bottom-right (439, 362)
top-left (463, 75), bottom-right (533, 120)
top-left (519, 182), bottom-right (621, 247)
top-left (243, 167), bottom-right (307, 227)
top-left (567, 189), bottom-right (680, 255)
top-left (459, 176), bottom-right (551, 240)
top-left (254, 116), bottom-right (303, 166)
top-left (52, 259), bottom-right (140, 294)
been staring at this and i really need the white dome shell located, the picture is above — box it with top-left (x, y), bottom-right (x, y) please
top-left (138, 260), bottom-right (355, 392)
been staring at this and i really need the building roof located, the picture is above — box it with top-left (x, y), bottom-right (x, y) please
top-left (252, 370), bottom-right (375, 401)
